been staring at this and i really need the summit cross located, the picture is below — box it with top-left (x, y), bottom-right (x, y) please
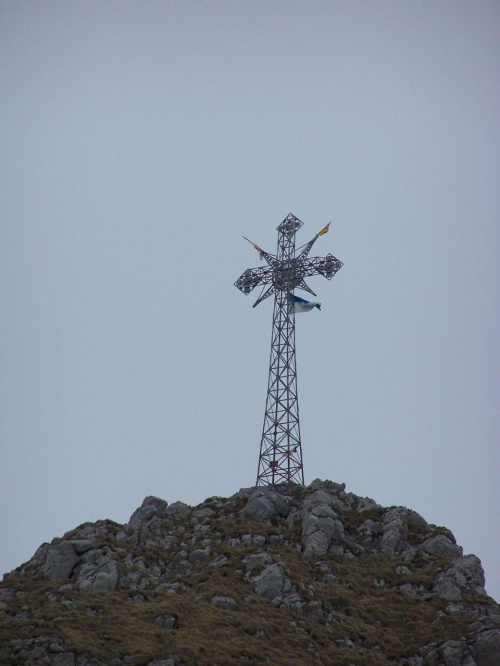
top-left (234, 213), bottom-right (343, 486)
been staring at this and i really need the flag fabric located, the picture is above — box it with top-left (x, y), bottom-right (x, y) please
top-left (289, 293), bottom-right (321, 313)
top-left (317, 222), bottom-right (331, 237)
top-left (243, 235), bottom-right (262, 253)
top-left (243, 235), bottom-right (264, 259)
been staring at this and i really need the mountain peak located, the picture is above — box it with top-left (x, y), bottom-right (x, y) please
top-left (1, 479), bottom-right (499, 665)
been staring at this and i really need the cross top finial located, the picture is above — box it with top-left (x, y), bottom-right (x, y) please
top-left (277, 213), bottom-right (303, 234)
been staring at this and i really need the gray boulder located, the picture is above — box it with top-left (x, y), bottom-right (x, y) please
top-left (189, 548), bottom-right (210, 563)
top-left (64, 539), bottom-right (94, 555)
top-left (164, 501), bottom-right (191, 522)
top-left (240, 490), bottom-right (289, 523)
top-left (153, 615), bottom-right (179, 629)
top-left (234, 486), bottom-right (256, 498)
top-left (303, 489), bottom-right (335, 511)
top-left (440, 639), bottom-right (474, 666)
top-left (356, 497), bottom-right (381, 512)
top-left (380, 507), bottom-right (408, 555)
top-left (129, 496), bottom-right (168, 530)
top-left (210, 595), bottom-right (237, 611)
top-left (76, 555), bottom-right (118, 593)
top-left (281, 591), bottom-right (305, 614)
top-left (190, 506), bottom-right (214, 523)
top-left (243, 552), bottom-right (273, 573)
top-left (433, 572), bottom-right (463, 602)
top-left (301, 492), bottom-right (345, 558)
top-left (421, 534), bottom-right (463, 559)
top-left (303, 530), bottom-right (330, 558)
top-left (24, 543), bottom-right (51, 570)
top-left (472, 628), bottom-right (500, 666)
top-left (434, 554), bottom-right (488, 601)
top-left (42, 543), bottom-right (81, 580)
top-left (209, 555), bottom-right (228, 569)
top-left (308, 479), bottom-right (346, 495)
top-left (454, 555), bottom-right (486, 595)
top-left (407, 510), bottom-right (428, 527)
top-left (250, 563), bottom-right (293, 602)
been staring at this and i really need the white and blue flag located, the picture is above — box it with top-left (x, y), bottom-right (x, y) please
top-left (288, 293), bottom-right (321, 313)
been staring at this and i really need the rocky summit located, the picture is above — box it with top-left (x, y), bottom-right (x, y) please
top-left (1, 480), bottom-right (499, 666)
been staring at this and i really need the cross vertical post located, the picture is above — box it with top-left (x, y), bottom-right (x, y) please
top-left (259, 220), bottom-right (302, 485)
top-left (234, 213), bottom-right (342, 486)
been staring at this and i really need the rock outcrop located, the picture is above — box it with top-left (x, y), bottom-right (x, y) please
top-left (1, 479), bottom-right (499, 666)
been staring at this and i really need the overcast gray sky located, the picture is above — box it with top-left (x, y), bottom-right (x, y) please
top-left (1, 1), bottom-right (499, 601)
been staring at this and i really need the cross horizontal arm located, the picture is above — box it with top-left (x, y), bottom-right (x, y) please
top-left (302, 254), bottom-right (343, 280)
top-left (234, 266), bottom-right (274, 294)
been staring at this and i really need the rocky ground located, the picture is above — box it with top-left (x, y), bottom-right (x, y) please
top-left (1, 479), bottom-right (499, 665)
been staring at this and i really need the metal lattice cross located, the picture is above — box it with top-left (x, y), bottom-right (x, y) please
top-left (235, 213), bottom-right (343, 486)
